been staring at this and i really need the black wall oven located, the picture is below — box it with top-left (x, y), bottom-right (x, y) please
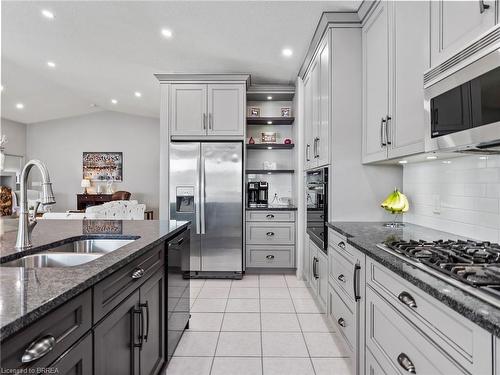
top-left (306, 167), bottom-right (328, 253)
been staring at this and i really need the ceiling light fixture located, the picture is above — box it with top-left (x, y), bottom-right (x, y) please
top-left (41, 9), bottom-right (55, 19)
top-left (16, 103), bottom-right (24, 110)
top-left (161, 29), bottom-right (173, 38)
top-left (282, 48), bottom-right (293, 57)
top-left (267, 121), bottom-right (273, 125)
top-left (267, 96), bottom-right (273, 100)
top-left (398, 160), bottom-right (408, 164)
top-left (442, 160), bottom-right (452, 164)
top-left (47, 61), bottom-right (56, 68)
top-left (426, 155), bottom-right (437, 160)
top-left (134, 91), bottom-right (142, 98)
top-left (267, 147), bottom-right (273, 150)
top-left (111, 99), bottom-right (118, 104)
top-left (479, 156), bottom-right (488, 160)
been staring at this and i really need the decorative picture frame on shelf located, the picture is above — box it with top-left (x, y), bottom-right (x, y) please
top-left (249, 107), bottom-right (261, 117)
top-left (281, 107), bottom-right (291, 117)
top-left (261, 132), bottom-right (276, 143)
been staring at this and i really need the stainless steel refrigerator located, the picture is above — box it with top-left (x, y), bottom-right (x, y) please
top-left (169, 142), bottom-right (243, 278)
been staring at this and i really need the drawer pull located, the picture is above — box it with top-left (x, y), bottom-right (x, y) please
top-left (266, 214), bottom-right (275, 219)
top-left (266, 232), bottom-right (275, 237)
top-left (337, 318), bottom-right (346, 328)
top-left (337, 274), bottom-right (346, 283)
top-left (338, 241), bottom-right (346, 249)
top-left (397, 353), bottom-right (416, 374)
top-left (131, 268), bottom-right (145, 279)
top-left (266, 255), bottom-right (275, 260)
top-left (22, 335), bottom-right (56, 363)
top-left (398, 291), bottom-right (417, 308)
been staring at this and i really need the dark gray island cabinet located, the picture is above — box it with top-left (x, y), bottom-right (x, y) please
top-left (0, 225), bottom-right (191, 375)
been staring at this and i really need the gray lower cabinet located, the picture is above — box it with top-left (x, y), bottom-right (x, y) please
top-left (246, 210), bottom-right (296, 269)
top-left (49, 333), bottom-right (93, 375)
top-left (308, 237), bottom-right (328, 311)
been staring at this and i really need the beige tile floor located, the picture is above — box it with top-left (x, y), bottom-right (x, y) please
top-left (165, 274), bottom-right (352, 375)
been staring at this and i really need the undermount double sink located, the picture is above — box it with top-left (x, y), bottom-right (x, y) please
top-left (2, 239), bottom-right (137, 268)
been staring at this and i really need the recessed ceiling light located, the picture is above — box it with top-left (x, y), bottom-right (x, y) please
top-left (479, 156), bottom-right (488, 160)
top-left (16, 103), bottom-right (24, 109)
top-left (161, 29), bottom-right (173, 38)
top-left (134, 91), bottom-right (142, 98)
top-left (267, 146), bottom-right (273, 150)
top-left (41, 9), bottom-right (55, 19)
top-left (1, 85), bottom-right (3, 92)
top-left (267, 96), bottom-right (273, 100)
top-left (282, 48), bottom-right (293, 57)
top-left (398, 160), bottom-right (408, 164)
top-left (426, 155), bottom-right (437, 160)
top-left (267, 121), bottom-right (273, 125)
top-left (47, 61), bottom-right (56, 68)
top-left (442, 160), bottom-right (452, 164)
top-left (111, 99), bottom-right (118, 104)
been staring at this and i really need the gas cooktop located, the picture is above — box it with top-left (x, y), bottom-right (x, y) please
top-left (377, 239), bottom-right (500, 307)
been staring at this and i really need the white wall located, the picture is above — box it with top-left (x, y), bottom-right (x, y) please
top-left (26, 111), bottom-right (160, 215)
top-left (1, 118), bottom-right (26, 156)
top-left (404, 155), bottom-right (500, 242)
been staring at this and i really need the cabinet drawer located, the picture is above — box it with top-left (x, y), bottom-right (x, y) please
top-left (329, 246), bottom-right (355, 302)
top-left (366, 286), bottom-right (468, 375)
top-left (307, 211), bottom-right (324, 222)
top-left (48, 332), bottom-right (93, 375)
top-left (0, 289), bottom-right (92, 370)
top-left (328, 283), bottom-right (354, 351)
top-left (367, 257), bottom-right (492, 374)
top-left (246, 223), bottom-right (295, 245)
top-left (246, 245), bottom-right (295, 268)
top-left (94, 244), bottom-right (165, 322)
top-left (246, 210), bottom-right (295, 222)
top-left (328, 228), bottom-right (351, 257)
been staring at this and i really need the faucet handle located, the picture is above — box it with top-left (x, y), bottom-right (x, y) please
top-left (31, 201), bottom-right (41, 220)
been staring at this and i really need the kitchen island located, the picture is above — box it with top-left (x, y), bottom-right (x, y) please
top-left (0, 218), bottom-right (190, 374)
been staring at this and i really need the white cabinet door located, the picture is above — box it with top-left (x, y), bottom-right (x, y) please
top-left (207, 84), bottom-right (245, 136)
top-left (316, 37), bottom-right (330, 168)
top-left (388, 1), bottom-right (429, 159)
top-left (303, 74), bottom-right (313, 170)
top-left (362, 2), bottom-right (390, 163)
top-left (317, 249), bottom-right (328, 308)
top-left (304, 234), bottom-right (311, 284)
top-left (310, 240), bottom-right (319, 292)
top-left (308, 59), bottom-right (320, 170)
top-left (170, 84), bottom-right (207, 136)
top-left (431, 0), bottom-right (497, 66)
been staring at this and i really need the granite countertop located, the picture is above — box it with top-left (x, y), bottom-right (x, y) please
top-left (0, 219), bottom-right (189, 341)
top-left (326, 221), bottom-right (500, 337)
top-left (246, 205), bottom-right (297, 211)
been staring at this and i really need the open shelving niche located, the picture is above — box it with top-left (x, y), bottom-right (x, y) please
top-left (245, 85), bottom-right (296, 205)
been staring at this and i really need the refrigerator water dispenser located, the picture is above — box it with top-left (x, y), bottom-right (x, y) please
top-left (176, 186), bottom-right (194, 213)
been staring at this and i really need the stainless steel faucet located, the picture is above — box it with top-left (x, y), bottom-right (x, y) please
top-left (16, 160), bottom-right (56, 249)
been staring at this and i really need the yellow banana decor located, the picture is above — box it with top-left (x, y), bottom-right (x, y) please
top-left (381, 188), bottom-right (409, 214)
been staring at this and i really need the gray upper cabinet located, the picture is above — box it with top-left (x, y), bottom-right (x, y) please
top-left (362, 1), bottom-right (390, 164)
top-left (207, 84), bottom-right (245, 136)
top-left (170, 82), bottom-right (245, 138)
top-left (362, 1), bottom-right (429, 163)
top-left (303, 35), bottom-right (331, 170)
top-left (170, 84), bottom-right (208, 136)
top-left (431, 0), bottom-right (498, 66)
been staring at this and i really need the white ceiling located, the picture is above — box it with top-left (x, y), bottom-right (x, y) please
top-left (1, 1), bottom-right (360, 124)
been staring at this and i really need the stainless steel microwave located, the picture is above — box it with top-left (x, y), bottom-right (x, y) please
top-left (425, 48), bottom-right (500, 154)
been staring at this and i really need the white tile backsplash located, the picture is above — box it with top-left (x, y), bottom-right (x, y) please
top-left (403, 155), bottom-right (500, 242)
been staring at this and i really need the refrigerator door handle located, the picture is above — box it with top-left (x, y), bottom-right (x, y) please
top-left (200, 149), bottom-right (206, 235)
top-left (194, 151), bottom-right (201, 235)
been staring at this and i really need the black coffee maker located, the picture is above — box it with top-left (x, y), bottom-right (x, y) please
top-left (247, 182), bottom-right (259, 207)
top-left (258, 181), bottom-right (269, 206)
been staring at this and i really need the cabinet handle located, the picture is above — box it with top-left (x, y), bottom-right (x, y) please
top-left (398, 291), bottom-right (417, 308)
top-left (131, 267), bottom-right (145, 279)
top-left (337, 317), bottom-right (346, 327)
top-left (380, 117), bottom-right (387, 147)
top-left (266, 232), bottom-right (275, 236)
top-left (266, 214), bottom-right (275, 219)
top-left (386, 115), bottom-right (392, 145)
top-left (397, 353), bottom-right (416, 373)
top-left (353, 264), bottom-right (361, 302)
top-left (313, 257), bottom-right (319, 279)
top-left (314, 137), bottom-right (320, 158)
top-left (306, 144), bottom-right (311, 162)
top-left (337, 274), bottom-right (346, 283)
top-left (170, 237), bottom-right (184, 247)
top-left (209, 113), bottom-right (213, 130)
top-left (21, 335), bottom-right (56, 363)
top-left (479, 0), bottom-right (490, 13)
top-left (337, 241), bottom-right (345, 249)
top-left (203, 113), bottom-right (207, 130)
top-left (133, 308), bottom-right (144, 349)
top-left (140, 301), bottom-right (150, 342)
top-left (266, 255), bottom-right (275, 260)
